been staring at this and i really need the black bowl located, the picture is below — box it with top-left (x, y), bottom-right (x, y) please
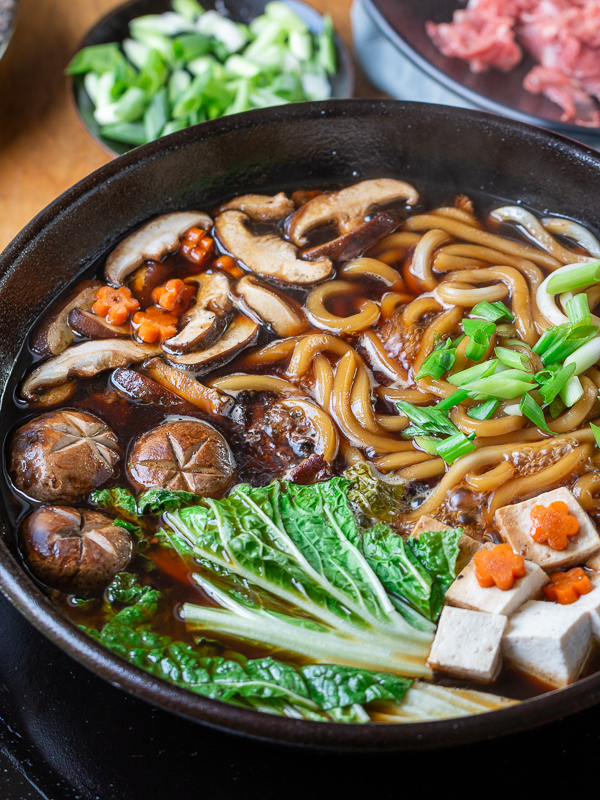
top-left (362, 0), bottom-right (600, 136)
top-left (70, 0), bottom-right (354, 156)
top-left (2, 100), bottom-right (600, 749)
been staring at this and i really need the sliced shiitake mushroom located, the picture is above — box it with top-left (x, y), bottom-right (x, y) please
top-left (218, 192), bottom-right (294, 220)
top-left (215, 210), bottom-right (332, 286)
top-left (233, 275), bottom-right (308, 337)
top-left (68, 308), bottom-right (130, 340)
top-left (21, 340), bottom-right (162, 400)
top-left (105, 211), bottom-right (213, 286)
top-left (165, 313), bottom-right (260, 375)
top-left (286, 179), bottom-right (420, 247)
top-left (300, 211), bottom-right (400, 262)
top-left (162, 271), bottom-right (232, 354)
top-left (31, 280), bottom-right (101, 357)
top-left (111, 367), bottom-right (198, 413)
top-left (21, 506), bottom-right (132, 592)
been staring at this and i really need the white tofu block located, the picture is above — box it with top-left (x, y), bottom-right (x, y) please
top-left (411, 514), bottom-right (484, 573)
top-left (445, 546), bottom-right (548, 617)
top-left (572, 580), bottom-right (600, 639)
top-left (428, 606), bottom-right (507, 683)
top-left (494, 487), bottom-right (600, 572)
top-left (502, 599), bottom-right (592, 687)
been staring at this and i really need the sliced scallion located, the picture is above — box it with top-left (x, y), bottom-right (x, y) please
top-left (434, 431), bottom-right (476, 464)
top-left (415, 347), bottom-right (456, 380)
top-left (566, 292), bottom-right (592, 326)
top-left (436, 389), bottom-right (470, 411)
top-left (448, 359), bottom-right (498, 387)
top-left (562, 336), bottom-right (600, 376)
top-left (537, 362), bottom-right (575, 405)
top-left (519, 393), bottom-right (552, 434)
top-left (495, 346), bottom-right (530, 371)
top-left (463, 318), bottom-right (495, 362)
top-left (469, 300), bottom-right (514, 323)
top-left (559, 374), bottom-right (584, 407)
top-left (466, 399), bottom-right (499, 420)
top-left (545, 260), bottom-right (600, 295)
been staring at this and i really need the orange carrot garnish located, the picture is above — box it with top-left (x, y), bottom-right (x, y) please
top-left (180, 227), bottom-right (214, 264)
top-left (151, 278), bottom-right (195, 314)
top-left (543, 567), bottom-right (593, 605)
top-left (213, 255), bottom-right (244, 279)
top-left (473, 543), bottom-right (526, 591)
top-left (530, 501), bottom-right (579, 550)
top-left (92, 286), bottom-right (139, 325)
top-left (133, 306), bottom-right (178, 343)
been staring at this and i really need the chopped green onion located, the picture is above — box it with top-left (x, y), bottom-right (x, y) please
top-left (533, 322), bottom-right (598, 366)
top-left (562, 336), bottom-right (600, 376)
top-left (463, 319), bottom-right (495, 362)
top-left (448, 359), bottom-right (498, 387)
top-left (495, 346), bottom-right (531, 371)
top-left (566, 293), bottom-right (592, 326)
top-left (519, 393), bottom-right (552, 434)
top-left (549, 396), bottom-right (566, 418)
top-left (435, 432), bottom-right (476, 464)
top-left (413, 436), bottom-right (440, 456)
top-left (436, 389), bottom-right (470, 411)
top-left (560, 375), bottom-right (584, 407)
top-left (466, 399), bottom-right (499, 420)
top-left (462, 374), bottom-right (536, 400)
top-left (396, 402), bottom-right (457, 438)
top-left (416, 348), bottom-right (456, 380)
top-left (590, 422), bottom-right (600, 449)
top-left (545, 261), bottom-right (600, 295)
top-left (537, 362), bottom-right (575, 405)
top-left (469, 300), bottom-right (514, 322)
top-left (495, 324), bottom-right (516, 338)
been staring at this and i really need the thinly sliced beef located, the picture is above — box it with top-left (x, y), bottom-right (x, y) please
top-left (427, 0), bottom-right (600, 126)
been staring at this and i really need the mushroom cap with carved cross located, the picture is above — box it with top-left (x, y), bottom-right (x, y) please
top-left (9, 409), bottom-right (120, 503)
top-left (127, 419), bottom-right (235, 497)
top-left (21, 505), bottom-right (132, 592)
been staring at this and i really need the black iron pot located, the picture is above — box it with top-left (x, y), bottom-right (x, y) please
top-left (1, 99), bottom-right (600, 750)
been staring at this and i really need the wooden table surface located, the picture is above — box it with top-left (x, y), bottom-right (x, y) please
top-left (0, 0), bottom-right (376, 251)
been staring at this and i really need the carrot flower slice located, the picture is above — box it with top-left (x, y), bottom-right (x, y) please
top-left (180, 226), bottom-right (214, 264)
top-left (530, 501), bottom-right (579, 551)
top-left (92, 286), bottom-right (139, 325)
top-left (151, 278), bottom-right (195, 313)
top-left (133, 306), bottom-right (178, 343)
top-left (473, 543), bottom-right (526, 591)
top-left (543, 567), bottom-right (593, 605)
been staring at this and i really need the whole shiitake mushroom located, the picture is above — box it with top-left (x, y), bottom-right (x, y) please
top-left (9, 409), bottom-right (120, 503)
top-left (21, 505), bottom-right (132, 592)
top-left (127, 419), bottom-right (235, 497)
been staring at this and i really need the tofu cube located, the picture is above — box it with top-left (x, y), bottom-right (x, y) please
top-left (428, 606), bottom-right (507, 683)
top-left (494, 488), bottom-right (600, 572)
top-left (445, 544), bottom-right (548, 617)
top-left (502, 599), bottom-right (591, 687)
top-left (572, 579), bottom-right (600, 639)
top-left (411, 514), bottom-right (484, 573)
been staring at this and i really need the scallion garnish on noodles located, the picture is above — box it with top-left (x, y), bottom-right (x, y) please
top-left (462, 318), bottom-right (495, 362)
top-left (566, 292), bottom-right (592, 326)
top-left (519, 392), bottom-right (552, 435)
top-left (495, 346), bottom-right (531, 371)
top-left (415, 338), bottom-right (457, 380)
top-left (396, 402), bottom-right (476, 463)
top-left (536, 362), bottom-right (576, 405)
top-left (545, 260), bottom-right (600, 295)
top-left (532, 321), bottom-right (598, 366)
top-left (469, 300), bottom-right (514, 323)
top-left (466, 399), bottom-right (499, 420)
top-left (447, 359), bottom-right (498, 387)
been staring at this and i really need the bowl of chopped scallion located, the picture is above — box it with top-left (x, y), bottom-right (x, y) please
top-left (67, 0), bottom-right (353, 155)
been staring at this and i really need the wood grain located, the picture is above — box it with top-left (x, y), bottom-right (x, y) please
top-left (0, 0), bottom-right (377, 251)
